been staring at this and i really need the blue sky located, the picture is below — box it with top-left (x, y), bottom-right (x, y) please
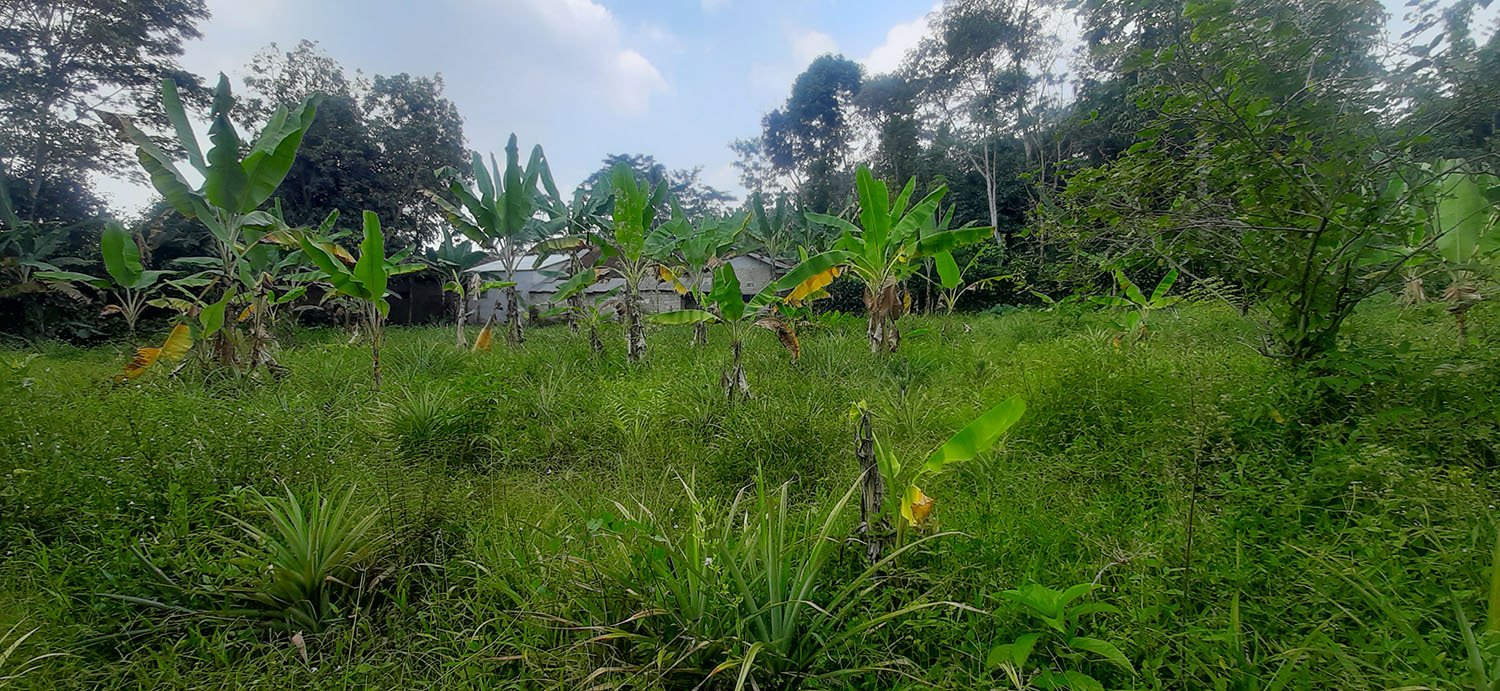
top-left (95, 0), bottom-right (1495, 216)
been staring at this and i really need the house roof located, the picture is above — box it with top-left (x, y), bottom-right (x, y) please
top-left (467, 254), bottom-right (569, 274)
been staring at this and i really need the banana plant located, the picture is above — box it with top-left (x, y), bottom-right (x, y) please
top-left (103, 74), bottom-right (320, 376)
top-left (424, 229), bottom-right (491, 347)
top-left (426, 134), bottom-right (549, 345)
top-left (537, 176), bottom-right (611, 334)
top-left (851, 396), bottom-right (1025, 561)
top-left (748, 191), bottom-right (795, 277)
top-left (1427, 159), bottom-right (1499, 347)
top-left (298, 211), bottom-right (423, 389)
top-left (597, 164), bottom-right (668, 363)
top-left (804, 166), bottom-right (992, 353)
top-left (1088, 268), bottom-right (1181, 343)
top-left (655, 202), bottom-right (748, 346)
top-left (929, 246), bottom-right (1010, 316)
top-left (539, 267), bottom-right (616, 354)
top-left (651, 263), bottom-right (799, 401)
top-left (36, 221), bottom-right (178, 333)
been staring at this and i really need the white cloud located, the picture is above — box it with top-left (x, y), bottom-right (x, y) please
top-left (863, 6), bottom-right (938, 75)
top-left (791, 29), bottom-right (838, 63)
top-left (749, 27), bottom-right (838, 97)
top-left (462, 0), bottom-right (670, 118)
top-left (607, 49), bottom-right (669, 115)
top-left (701, 0), bottom-right (730, 13)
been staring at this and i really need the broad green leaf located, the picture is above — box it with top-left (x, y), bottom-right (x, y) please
top-left (352, 211), bottom-right (388, 301)
top-left (101, 112), bottom-right (203, 219)
top-left (1067, 636), bottom-right (1134, 673)
top-left (200, 291), bottom-right (232, 338)
top-left (1149, 268), bottom-right (1179, 304)
top-left (709, 262), bottom-right (744, 322)
top-left (160, 78), bottom-right (205, 175)
top-left (934, 251), bottom-right (960, 290)
top-left (805, 212), bottom-right (862, 240)
top-left (35, 270), bottom-right (109, 289)
top-left (203, 75), bottom-right (248, 211)
top-left (240, 95), bottom-right (322, 212)
top-left (296, 233), bottom-right (359, 296)
top-left (922, 396), bottom-right (1026, 474)
top-left (100, 221), bottom-right (144, 288)
top-left (985, 632), bottom-right (1041, 668)
top-left (650, 309), bottom-right (718, 325)
top-left (1434, 161), bottom-right (1498, 265)
top-left (912, 225), bottom-right (988, 258)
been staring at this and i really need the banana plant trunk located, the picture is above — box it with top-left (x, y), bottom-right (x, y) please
top-left (724, 335), bottom-right (750, 401)
top-left (568, 254), bottom-right (582, 333)
top-left (624, 288), bottom-right (646, 363)
top-left (694, 321), bottom-right (709, 346)
top-left (854, 406), bottom-right (886, 563)
top-left (1446, 273), bottom-right (1481, 348)
top-left (865, 282), bottom-right (902, 354)
top-left (504, 285), bottom-right (524, 344)
top-left (589, 322), bottom-right (603, 354)
top-left (367, 303), bottom-right (383, 390)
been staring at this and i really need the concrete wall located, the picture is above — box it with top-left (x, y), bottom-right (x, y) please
top-left (469, 255), bottom-right (782, 324)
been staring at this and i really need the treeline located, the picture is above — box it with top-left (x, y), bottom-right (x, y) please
top-left (731, 0), bottom-right (1500, 363)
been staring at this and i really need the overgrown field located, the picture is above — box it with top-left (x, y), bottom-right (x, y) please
top-left (3, 301), bottom-right (1499, 689)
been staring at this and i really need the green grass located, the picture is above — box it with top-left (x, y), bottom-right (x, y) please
top-left (2, 299), bottom-right (1499, 689)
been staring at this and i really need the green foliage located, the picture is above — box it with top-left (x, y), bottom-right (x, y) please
top-left (223, 484), bottom-right (387, 632)
top-left (988, 582), bottom-right (1133, 691)
top-left (585, 476), bottom-right (951, 688)
top-left (804, 165), bottom-right (991, 351)
top-left (1087, 268), bottom-right (1181, 341)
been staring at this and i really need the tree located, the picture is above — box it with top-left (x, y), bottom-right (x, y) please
top-left (299, 211), bottom-right (423, 389)
top-left (580, 153), bottom-right (734, 221)
top-left (104, 74), bottom-right (321, 376)
top-left (904, 0), bottom-right (1058, 251)
top-left (761, 54), bottom-right (864, 212)
top-left (805, 166), bottom-right (991, 352)
top-left (1049, 0), bottom-right (1433, 365)
top-left (0, 0), bottom-right (208, 222)
top-left (239, 41), bottom-right (468, 248)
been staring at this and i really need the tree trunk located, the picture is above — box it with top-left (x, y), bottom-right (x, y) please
top-left (623, 287), bottom-right (647, 363)
top-left (370, 326), bottom-right (382, 390)
top-left (864, 283), bottom-right (901, 354)
top-left (589, 322), bottom-right (603, 354)
top-left (504, 286), bottom-right (524, 344)
top-left (693, 321), bottom-right (708, 346)
top-left (854, 407), bottom-right (886, 564)
top-left (724, 336), bottom-right (750, 401)
top-left (568, 254), bottom-right (583, 333)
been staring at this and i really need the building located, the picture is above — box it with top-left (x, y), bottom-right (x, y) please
top-left (466, 253), bottom-right (788, 323)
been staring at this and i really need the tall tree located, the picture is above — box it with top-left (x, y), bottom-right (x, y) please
top-left (905, 0), bottom-right (1058, 251)
top-left (239, 41), bottom-right (466, 247)
top-left (0, 0), bottom-right (209, 222)
top-left (761, 54), bottom-right (864, 212)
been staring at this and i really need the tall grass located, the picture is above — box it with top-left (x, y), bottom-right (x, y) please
top-left (0, 301), bottom-right (1496, 687)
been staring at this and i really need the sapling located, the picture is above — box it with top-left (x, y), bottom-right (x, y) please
top-left (298, 211), bottom-right (423, 389)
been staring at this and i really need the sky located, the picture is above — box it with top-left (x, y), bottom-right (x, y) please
top-left (92, 0), bottom-right (1497, 217)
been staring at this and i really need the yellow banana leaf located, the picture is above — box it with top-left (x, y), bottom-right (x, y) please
top-left (237, 302), bottom-right (255, 322)
top-left (787, 266), bottom-right (839, 304)
top-left (900, 485), bottom-right (934, 528)
top-left (472, 322), bottom-right (494, 352)
top-left (658, 265), bottom-right (688, 295)
top-left (117, 323), bottom-right (192, 382)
